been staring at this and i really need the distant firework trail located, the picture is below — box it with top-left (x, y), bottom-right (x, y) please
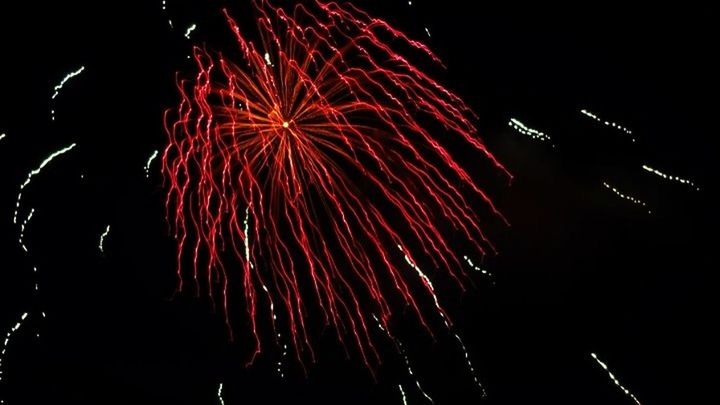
top-left (163, 0), bottom-right (509, 368)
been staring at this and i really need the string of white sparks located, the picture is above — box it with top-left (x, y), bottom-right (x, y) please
top-left (580, 109), bottom-right (636, 142)
top-left (602, 182), bottom-right (651, 214)
top-left (19, 208), bottom-right (35, 253)
top-left (217, 382), bottom-right (225, 405)
top-left (591, 352), bottom-right (642, 405)
top-left (51, 67), bottom-right (85, 121)
top-left (508, 118), bottom-right (553, 145)
top-left (0, 312), bottom-right (29, 400)
top-left (162, 0), bottom-right (173, 28)
top-left (99, 225), bottom-right (111, 253)
top-left (642, 164), bottom-right (700, 191)
top-left (398, 384), bottom-right (409, 405)
top-left (14, 143), bottom-right (78, 224)
top-left (463, 255), bottom-right (493, 279)
top-left (145, 150), bottom-right (159, 178)
top-left (184, 24), bottom-right (197, 39)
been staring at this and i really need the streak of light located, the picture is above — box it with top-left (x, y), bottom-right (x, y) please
top-left (508, 118), bottom-right (553, 144)
top-left (1, 312), bottom-right (29, 388)
top-left (217, 382), bottom-right (225, 405)
top-left (462, 255), bottom-right (493, 278)
top-left (425, 27), bottom-right (431, 37)
top-left (13, 143), bottom-right (78, 224)
top-left (602, 182), bottom-right (651, 214)
top-left (580, 109), bottom-right (635, 142)
top-left (374, 315), bottom-right (434, 404)
top-left (51, 66), bottom-right (85, 100)
top-left (184, 24), bottom-right (197, 39)
top-left (452, 332), bottom-right (486, 397)
top-left (264, 52), bottom-right (272, 66)
top-left (99, 225), bottom-right (111, 253)
top-left (591, 352), bottom-right (642, 405)
top-left (19, 208), bottom-right (35, 253)
top-left (145, 150), bottom-right (159, 178)
top-left (399, 384), bottom-right (409, 405)
top-left (642, 164), bottom-right (700, 191)
top-left (0, 133), bottom-right (6, 142)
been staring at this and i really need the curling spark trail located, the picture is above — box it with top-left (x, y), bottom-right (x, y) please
top-left (145, 150), bottom-right (159, 178)
top-left (508, 118), bottom-right (553, 144)
top-left (99, 225), bottom-right (111, 253)
top-left (642, 164), bottom-right (700, 191)
top-left (463, 255), bottom-right (493, 278)
top-left (374, 315), bottom-right (434, 404)
top-left (580, 109), bottom-right (635, 142)
top-left (602, 182), bottom-right (651, 214)
top-left (591, 352), bottom-right (642, 405)
top-left (1, 312), bottom-right (29, 387)
top-left (184, 24), bottom-right (197, 39)
top-left (217, 382), bottom-right (225, 405)
top-left (14, 143), bottom-right (78, 224)
top-left (398, 384), bottom-right (409, 405)
top-left (51, 66), bottom-right (85, 100)
top-left (19, 208), bottom-right (35, 253)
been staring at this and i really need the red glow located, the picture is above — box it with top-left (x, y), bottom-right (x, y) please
top-left (162, 0), bottom-right (509, 370)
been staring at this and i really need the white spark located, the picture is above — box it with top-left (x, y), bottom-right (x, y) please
top-left (374, 315), bottom-right (434, 404)
top-left (1, 312), bottom-right (29, 385)
top-left (264, 52), bottom-right (273, 66)
top-left (452, 332), bottom-right (486, 397)
top-left (145, 150), bottom-right (159, 178)
top-left (580, 109), bottom-right (635, 142)
top-left (0, 133), bottom-right (6, 142)
top-left (99, 225), bottom-right (111, 253)
top-left (51, 66), bottom-right (85, 100)
top-left (399, 384), bottom-right (409, 405)
top-left (184, 24), bottom-right (197, 39)
top-left (642, 164), bottom-right (700, 191)
top-left (425, 27), bottom-right (431, 37)
top-left (162, 1), bottom-right (173, 28)
top-left (14, 143), bottom-right (78, 224)
top-left (463, 255), bottom-right (493, 279)
top-left (508, 118), bottom-right (553, 144)
top-left (603, 182), bottom-right (651, 214)
top-left (217, 382), bottom-right (225, 405)
top-left (591, 352), bottom-right (642, 405)
top-left (19, 208), bottom-right (35, 253)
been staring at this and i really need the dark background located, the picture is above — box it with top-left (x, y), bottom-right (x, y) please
top-left (0, 1), bottom-right (716, 404)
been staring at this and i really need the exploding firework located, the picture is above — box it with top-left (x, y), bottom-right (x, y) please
top-left (162, 0), bottom-right (508, 368)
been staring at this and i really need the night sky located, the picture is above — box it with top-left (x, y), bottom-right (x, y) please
top-left (1, 1), bottom-right (716, 404)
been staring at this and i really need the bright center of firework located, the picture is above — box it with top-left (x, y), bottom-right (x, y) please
top-left (282, 121), bottom-right (289, 129)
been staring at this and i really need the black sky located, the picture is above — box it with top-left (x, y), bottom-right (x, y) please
top-left (1, 1), bottom-right (717, 404)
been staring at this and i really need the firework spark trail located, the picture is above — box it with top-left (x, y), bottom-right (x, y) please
top-left (161, 0), bottom-right (173, 28)
top-left (374, 316), bottom-right (434, 404)
top-left (14, 144), bottom-right (78, 224)
top-left (99, 225), bottom-right (111, 253)
top-left (51, 66), bottom-right (85, 121)
top-left (642, 164), bottom-right (700, 191)
top-left (463, 255), bottom-right (492, 278)
top-left (145, 150), bottom-right (159, 178)
top-left (398, 384), bottom-right (409, 405)
top-left (163, 0), bottom-right (508, 368)
top-left (508, 118), bottom-right (553, 145)
top-left (184, 24), bottom-right (197, 39)
top-left (603, 182), bottom-right (651, 214)
top-left (13, 143), bottom-right (78, 225)
top-left (217, 382), bottom-right (225, 405)
top-left (580, 109), bottom-right (636, 142)
top-left (19, 209), bottom-right (35, 253)
top-left (0, 133), bottom-right (6, 143)
top-left (0, 312), bottom-right (29, 394)
top-left (591, 352), bottom-right (642, 405)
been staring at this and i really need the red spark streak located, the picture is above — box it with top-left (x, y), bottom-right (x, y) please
top-left (162, 0), bottom-right (509, 370)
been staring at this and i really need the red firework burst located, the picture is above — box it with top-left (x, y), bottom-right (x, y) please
top-left (162, 0), bottom-right (509, 369)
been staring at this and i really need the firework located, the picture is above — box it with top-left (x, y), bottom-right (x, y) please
top-left (591, 352), bottom-right (642, 405)
top-left (508, 118), bottom-right (552, 145)
top-left (145, 150), bottom-right (159, 178)
top-left (580, 109), bottom-right (635, 142)
top-left (602, 182), bottom-right (651, 214)
top-left (642, 164), bottom-right (699, 191)
top-left (99, 225), bottom-right (111, 253)
top-left (51, 67), bottom-right (85, 121)
top-left (162, 0), bottom-right (508, 368)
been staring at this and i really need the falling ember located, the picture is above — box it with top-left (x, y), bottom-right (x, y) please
top-left (217, 382), bottom-right (225, 405)
top-left (591, 353), bottom-right (642, 405)
top-left (145, 150), bottom-right (159, 178)
top-left (162, 0), bottom-right (508, 368)
top-left (0, 133), bottom-right (6, 143)
top-left (580, 109), bottom-right (636, 142)
top-left (184, 24), bottom-right (197, 39)
top-left (14, 143), bottom-right (78, 225)
top-left (602, 182), bottom-right (651, 214)
top-left (1, 312), bottom-right (29, 392)
top-left (51, 66), bottom-right (85, 121)
top-left (508, 118), bottom-right (553, 145)
top-left (642, 164), bottom-right (700, 191)
top-left (99, 225), bottom-right (111, 253)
